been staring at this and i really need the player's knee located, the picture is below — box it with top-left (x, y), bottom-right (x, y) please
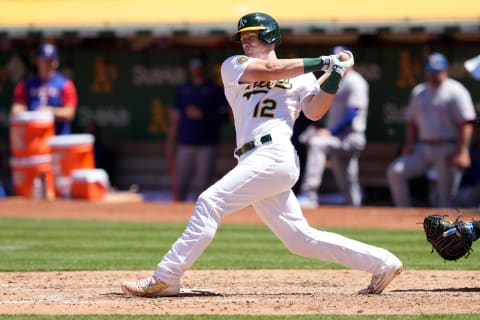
top-left (195, 191), bottom-right (223, 221)
top-left (283, 232), bottom-right (315, 257)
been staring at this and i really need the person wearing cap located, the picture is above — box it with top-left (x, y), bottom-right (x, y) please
top-left (121, 12), bottom-right (403, 298)
top-left (387, 52), bottom-right (476, 208)
top-left (165, 53), bottom-right (230, 201)
top-left (296, 46), bottom-right (369, 208)
top-left (11, 43), bottom-right (78, 135)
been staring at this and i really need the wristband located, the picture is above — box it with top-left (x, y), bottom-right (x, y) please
top-left (320, 72), bottom-right (341, 94)
top-left (466, 222), bottom-right (479, 241)
top-left (303, 57), bottom-right (325, 74)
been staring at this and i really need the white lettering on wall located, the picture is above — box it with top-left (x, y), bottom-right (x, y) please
top-left (383, 102), bottom-right (408, 124)
top-left (77, 106), bottom-right (131, 127)
top-left (132, 65), bottom-right (186, 86)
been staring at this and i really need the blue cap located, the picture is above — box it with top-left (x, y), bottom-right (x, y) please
top-left (37, 43), bottom-right (59, 59)
top-left (425, 52), bottom-right (448, 72)
top-left (331, 45), bottom-right (349, 55)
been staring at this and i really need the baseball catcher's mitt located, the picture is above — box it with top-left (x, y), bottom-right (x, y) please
top-left (423, 214), bottom-right (480, 261)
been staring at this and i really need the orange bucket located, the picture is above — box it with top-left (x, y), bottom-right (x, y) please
top-left (10, 155), bottom-right (55, 198)
top-left (48, 134), bottom-right (95, 177)
top-left (9, 111), bottom-right (54, 157)
top-left (71, 169), bottom-right (109, 201)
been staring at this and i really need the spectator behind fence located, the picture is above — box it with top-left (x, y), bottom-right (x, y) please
top-left (165, 53), bottom-right (230, 201)
top-left (296, 46), bottom-right (369, 208)
top-left (387, 52), bottom-right (476, 208)
top-left (11, 43), bottom-right (78, 135)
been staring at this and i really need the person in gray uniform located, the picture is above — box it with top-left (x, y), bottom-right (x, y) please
top-left (297, 46), bottom-right (369, 207)
top-left (387, 52), bottom-right (476, 208)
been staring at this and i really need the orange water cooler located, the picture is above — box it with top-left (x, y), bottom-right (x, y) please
top-left (48, 134), bottom-right (95, 197)
top-left (9, 155), bottom-right (55, 198)
top-left (71, 168), bottom-right (109, 201)
top-left (9, 111), bottom-right (55, 198)
top-left (9, 111), bottom-right (54, 157)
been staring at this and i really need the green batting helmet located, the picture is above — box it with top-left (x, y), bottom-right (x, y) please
top-left (232, 12), bottom-right (281, 45)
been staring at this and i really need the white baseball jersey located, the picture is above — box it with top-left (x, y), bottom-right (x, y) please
top-left (326, 69), bottom-right (369, 134)
top-left (221, 55), bottom-right (319, 147)
top-left (153, 54), bottom-right (400, 287)
top-left (406, 78), bottom-right (476, 141)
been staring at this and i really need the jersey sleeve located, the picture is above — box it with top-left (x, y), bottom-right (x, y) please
top-left (451, 83), bottom-right (476, 123)
top-left (220, 55), bottom-right (256, 88)
top-left (298, 73), bottom-right (319, 107)
top-left (13, 81), bottom-right (28, 104)
top-left (346, 76), bottom-right (369, 110)
top-left (61, 80), bottom-right (78, 107)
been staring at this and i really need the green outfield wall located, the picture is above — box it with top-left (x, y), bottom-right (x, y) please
top-left (0, 45), bottom-right (478, 145)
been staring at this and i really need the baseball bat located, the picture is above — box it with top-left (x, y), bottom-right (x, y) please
top-left (317, 51), bottom-right (351, 85)
top-left (317, 71), bottom-right (330, 86)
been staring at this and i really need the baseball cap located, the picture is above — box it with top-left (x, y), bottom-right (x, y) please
top-left (37, 43), bottom-right (59, 59)
top-left (331, 46), bottom-right (349, 55)
top-left (425, 52), bottom-right (449, 72)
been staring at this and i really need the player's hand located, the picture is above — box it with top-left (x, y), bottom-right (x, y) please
top-left (37, 106), bottom-right (51, 112)
top-left (447, 148), bottom-right (471, 169)
top-left (185, 104), bottom-right (204, 120)
top-left (319, 55), bottom-right (334, 71)
top-left (316, 128), bottom-right (332, 136)
top-left (331, 51), bottom-right (354, 77)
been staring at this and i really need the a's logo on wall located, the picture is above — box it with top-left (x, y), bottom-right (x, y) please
top-left (396, 50), bottom-right (421, 88)
top-left (90, 56), bottom-right (118, 93)
top-left (147, 98), bottom-right (169, 134)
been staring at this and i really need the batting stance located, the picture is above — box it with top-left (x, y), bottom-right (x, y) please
top-left (122, 12), bottom-right (403, 297)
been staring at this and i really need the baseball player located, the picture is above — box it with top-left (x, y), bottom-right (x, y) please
top-left (464, 54), bottom-right (480, 80)
top-left (297, 46), bottom-right (369, 208)
top-left (11, 43), bottom-right (78, 135)
top-left (387, 52), bottom-right (476, 208)
top-left (122, 12), bottom-right (402, 297)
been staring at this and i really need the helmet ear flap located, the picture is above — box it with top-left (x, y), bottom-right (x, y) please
top-left (259, 29), bottom-right (280, 45)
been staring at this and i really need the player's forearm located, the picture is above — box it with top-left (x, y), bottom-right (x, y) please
top-left (241, 59), bottom-right (304, 82)
top-left (301, 91), bottom-right (335, 121)
top-left (456, 122), bottom-right (473, 153)
top-left (405, 122), bottom-right (417, 145)
top-left (242, 57), bottom-right (329, 82)
top-left (49, 105), bottom-right (76, 121)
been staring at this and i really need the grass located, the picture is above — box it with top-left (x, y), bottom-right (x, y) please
top-left (1, 217), bottom-right (479, 320)
top-left (0, 217), bottom-right (479, 271)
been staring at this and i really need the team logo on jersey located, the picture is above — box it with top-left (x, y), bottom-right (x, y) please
top-left (243, 79), bottom-right (292, 99)
top-left (237, 56), bottom-right (249, 64)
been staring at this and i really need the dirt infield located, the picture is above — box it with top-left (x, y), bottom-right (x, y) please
top-left (1, 197), bottom-right (480, 315)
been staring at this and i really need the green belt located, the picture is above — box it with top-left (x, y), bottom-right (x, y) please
top-left (235, 134), bottom-right (272, 157)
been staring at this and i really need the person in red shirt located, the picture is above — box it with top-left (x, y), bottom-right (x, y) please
top-left (11, 43), bottom-right (77, 135)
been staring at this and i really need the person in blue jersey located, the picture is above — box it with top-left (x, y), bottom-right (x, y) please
top-left (11, 43), bottom-right (78, 135)
top-left (165, 53), bottom-right (230, 201)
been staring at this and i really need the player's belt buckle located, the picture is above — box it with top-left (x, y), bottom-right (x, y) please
top-left (235, 134), bottom-right (272, 157)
